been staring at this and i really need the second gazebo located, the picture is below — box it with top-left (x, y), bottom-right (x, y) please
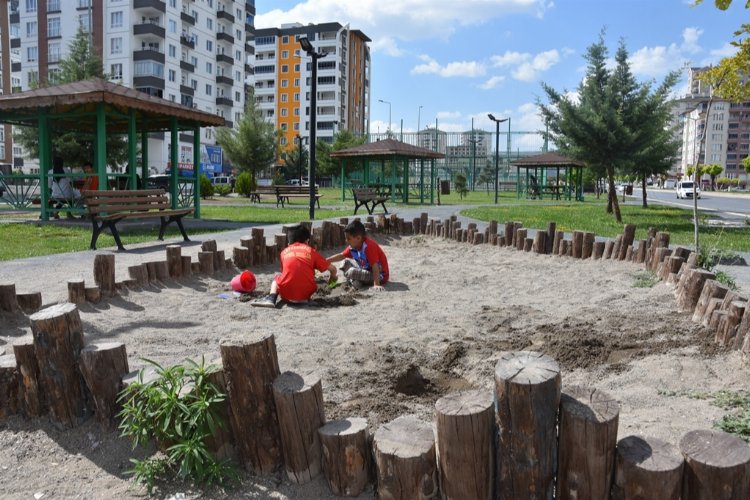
top-left (511, 152), bottom-right (586, 202)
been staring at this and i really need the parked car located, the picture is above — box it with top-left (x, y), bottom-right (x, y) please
top-left (211, 176), bottom-right (231, 187)
top-left (146, 174), bottom-right (171, 190)
top-left (663, 179), bottom-right (676, 189)
top-left (676, 180), bottom-right (701, 199)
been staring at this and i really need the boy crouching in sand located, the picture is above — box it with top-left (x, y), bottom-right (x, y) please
top-left (327, 220), bottom-right (389, 291)
top-left (252, 225), bottom-right (337, 308)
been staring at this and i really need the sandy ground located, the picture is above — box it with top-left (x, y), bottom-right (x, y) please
top-left (1, 231), bottom-right (749, 499)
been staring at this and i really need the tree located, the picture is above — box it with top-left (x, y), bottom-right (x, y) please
top-left (316, 129), bottom-right (367, 177)
top-left (454, 172), bottom-right (469, 199)
top-left (283, 140), bottom-right (308, 183)
top-left (14, 27), bottom-right (129, 168)
top-left (742, 155), bottom-right (750, 176)
top-left (215, 94), bottom-right (278, 182)
top-left (476, 159), bottom-right (495, 194)
top-left (703, 164), bottom-right (724, 190)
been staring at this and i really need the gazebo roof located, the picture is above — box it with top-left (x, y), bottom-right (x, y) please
top-left (511, 152), bottom-right (586, 168)
top-left (330, 138), bottom-right (445, 160)
top-left (0, 78), bottom-right (225, 133)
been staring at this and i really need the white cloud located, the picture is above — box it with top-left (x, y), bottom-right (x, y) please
top-left (511, 49), bottom-right (561, 82)
top-left (491, 51), bottom-right (530, 67)
top-left (411, 55), bottom-right (486, 77)
top-left (479, 76), bottom-right (506, 90)
top-left (628, 27), bottom-right (708, 78)
top-left (709, 42), bottom-right (739, 59)
top-left (372, 36), bottom-right (404, 57)
top-left (682, 27), bottom-right (703, 54)
top-left (437, 111), bottom-right (462, 120)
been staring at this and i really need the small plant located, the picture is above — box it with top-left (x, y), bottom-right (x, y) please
top-left (118, 358), bottom-right (238, 494)
top-left (454, 173), bottom-right (469, 200)
top-left (632, 270), bottom-right (659, 288)
top-left (214, 184), bottom-right (232, 197)
top-left (199, 174), bottom-right (214, 199)
top-left (714, 270), bottom-right (738, 290)
top-left (235, 172), bottom-right (256, 198)
top-left (706, 390), bottom-right (750, 443)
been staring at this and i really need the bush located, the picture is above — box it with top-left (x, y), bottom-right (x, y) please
top-left (454, 173), bottom-right (469, 199)
top-left (235, 172), bottom-right (256, 198)
top-left (200, 174), bottom-right (214, 199)
top-left (118, 358), bottom-right (238, 494)
top-left (214, 185), bottom-right (232, 197)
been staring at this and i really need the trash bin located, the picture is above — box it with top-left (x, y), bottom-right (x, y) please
top-left (625, 184), bottom-right (633, 195)
top-left (440, 180), bottom-right (450, 195)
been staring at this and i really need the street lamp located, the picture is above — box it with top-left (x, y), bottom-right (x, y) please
top-left (299, 36), bottom-right (326, 219)
top-left (488, 114), bottom-right (509, 204)
top-left (417, 105), bottom-right (423, 133)
top-left (378, 99), bottom-right (392, 133)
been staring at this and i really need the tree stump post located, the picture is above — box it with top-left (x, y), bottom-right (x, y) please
top-left (13, 336), bottom-right (43, 417)
top-left (373, 415), bottom-right (438, 500)
top-left (557, 386), bottom-right (619, 500)
top-left (677, 269), bottom-right (715, 313)
top-left (78, 342), bottom-right (129, 428)
top-left (524, 238), bottom-right (533, 252)
top-left (680, 429), bottom-right (750, 499)
top-left (495, 351), bottom-right (560, 500)
top-left (619, 224), bottom-right (636, 260)
top-left (582, 232), bottom-right (596, 259)
top-left (272, 371), bottom-right (326, 484)
top-left (29, 303), bottom-right (88, 428)
top-left (220, 334), bottom-right (282, 474)
top-left (533, 231), bottom-right (546, 254)
top-left (504, 222), bottom-right (514, 247)
top-left (716, 300), bottom-right (745, 346)
top-left (545, 222), bottom-right (556, 254)
top-left (435, 390), bottom-right (494, 500)
top-left (516, 229), bottom-right (528, 251)
top-left (553, 231), bottom-right (563, 255)
top-left (16, 292), bottom-right (42, 314)
top-left (421, 213), bottom-right (429, 234)
top-left (84, 286), bottom-right (101, 303)
top-left (593, 241), bottom-right (606, 260)
top-left (0, 282), bottom-right (19, 312)
top-left (319, 417), bottom-right (370, 497)
top-left (215, 250), bottom-right (226, 270)
top-left (93, 254), bottom-right (115, 298)
top-left (166, 245), bottom-right (182, 279)
top-left (661, 256), bottom-right (685, 281)
top-left (181, 256), bottom-right (192, 277)
top-left (127, 265), bottom-right (148, 287)
top-left (559, 239), bottom-right (569, 257)
top-left (635, 240), bottom-right (648, 263)
top-left (604, 241), bottom-right (615, 260)
top-left (203, 361), bottom-right (237, 461)
top-left (625, 245), bottom-right (634, 261)
top-left (647, 232), bottom-right (670, 268)
top-left (652, 247), bottom-right (672, 273)
top-left (198, 252), bottom-right (215, 275)
top-left (611, 435), bottom-right (684, 500)
top-left (250, 228), bottom-right (265, 265)
top-left (611, 236), bottom-right (622, 260)
top-left (571, 231), bottom-right (583, 258)
top-left (733, 297), bottom-right (750, 350)
top-left (0, 354), bottom-right (19, 418)
top-left (67, 279), bottom-right (86, 304)
top-left (233, 246), bottom-right (250, 269)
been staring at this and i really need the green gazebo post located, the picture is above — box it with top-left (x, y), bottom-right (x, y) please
top-left (141, 119), bottom-right (149, 187)
top-left (128, 109), bottom-right (137, 190)
top-left (193, 124), bottom-right (201, 217)
top-left (169, 117), bottom-right (179, 209)
top-left (39, 109), bottom-right (50, 221)
top-left (95, 102), bottom-right (107, 191)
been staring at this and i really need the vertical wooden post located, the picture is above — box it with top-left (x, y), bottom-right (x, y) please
top-left (93, 254), bottom-right (115, 298)
top-left (680, 429), bottom-right (750, 499)
top-left (593, 241), bottom-right (605, 260)
top-left (604, 241), bottom-right (615, 260)
top-left (677, 269), bottom-right (715, 313)
top-left (78, 342), bottom-right (129, 428)
top-left (582, 232), bottom-right (595, 259)
top-left (533, 231), bottom-right (546, 254)
top-left (67, 279), bottom-right (86, 304)
top-left (572, 231), bottom-right (584, 259)
top-left (127, 265), bottom-right (148, 287)
top-left (319, 418), bottom-right (371, 497)
top-left (0, 354), bottom-right (19, 418)
top-left (16, 292), bottom-right (42, 314)
top-left (545, 222), bottom-right (556, 254)
top-left (198, 252), bottom-right (215, 275)
top-left (0, 283), bottom-right (19, 312)
top-left (619, 224), bottom-right (636, 260)
top-left (13, 336), bottom-right (43, 417)
top-left (495, 351), bottom-right (560, 500)
top-left (611, 435), bottom-right (684, 500)
top-left (181, 256), bottom-right (192, 277)
top-left (553, 231), bottom-right (563, 255)
top-left (165, 245), bottom-right (182, 278)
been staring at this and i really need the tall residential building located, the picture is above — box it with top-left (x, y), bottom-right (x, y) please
top-left (252, 22), bottom-right (370, 158)
top-left (3, 0), bottom-right (256, 175)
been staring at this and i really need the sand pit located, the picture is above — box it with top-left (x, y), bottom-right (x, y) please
top-left (1, 233), bottom-right (749, 498)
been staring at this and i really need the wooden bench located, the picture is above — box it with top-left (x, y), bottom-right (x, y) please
top-left (249, 186), bottom-right (277, 203)
top-left (352, 188), bottom-right (389, 215)
top-left (82, 189), bottom-right (193, 251)
top-left (273, 185), bottom-right (323, 208)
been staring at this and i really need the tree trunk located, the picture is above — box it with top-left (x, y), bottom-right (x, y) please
top-left (78, 342), bottom-right (129, 428)
top-left (611, 435), bottom-right (683, 500)
top-left (0, 283), bottom-right (18, 313)
top-left (641, 177), bottom-right (648, 208)
top-left (607, 168), bottom-right (622, 223)
top-left (319, 418), bottom-right (371, 497)
top-left (93, 254), bottom-right (115, 298)
top-left (13, 336), bottom-right (43, 417)
top-left (0, 354), bottom-right (20, 418)
top-left (680, 429), bottom-right (750, 499)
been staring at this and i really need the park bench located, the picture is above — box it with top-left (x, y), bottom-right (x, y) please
top-left (273, 185), bottom-right (323, 208)
top-left (249, 186), bottom-right (277, 203)
top-left (352, 188), bottom-right (389, 215)
top-left (82, 189), bottom-right (193, 251)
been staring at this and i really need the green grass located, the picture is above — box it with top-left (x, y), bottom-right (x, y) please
top-left (659, 389), bottom-right (750, 443)
top-left (632, 271), bottom-right (659, 288)
top-left (200, 205), bottom-right (351, 223)
top-left (463, 199), bottom-right (750, 253)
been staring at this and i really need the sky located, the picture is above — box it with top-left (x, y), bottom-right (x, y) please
top-left (255, 0), bottom-right (744, 139)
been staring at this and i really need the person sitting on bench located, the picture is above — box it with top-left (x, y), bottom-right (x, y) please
top-left (49, 157), bottom-right (80, 219)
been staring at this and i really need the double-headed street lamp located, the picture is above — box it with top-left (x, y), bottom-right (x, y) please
top-left (299, 36), bottom-right (326, 219)
top-left (488, 114), bottom-right (509, 204)
top-left (378, 99), bottom-right (392, 133)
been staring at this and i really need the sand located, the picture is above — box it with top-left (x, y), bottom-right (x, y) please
top-left (1, 231), bottom-right (749, 499)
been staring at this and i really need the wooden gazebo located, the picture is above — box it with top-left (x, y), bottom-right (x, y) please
top-left (330, 138), bottom-right (445, 204)
top-left (0, 78), bottom-right (225, 219)
top-left (511, 152), bottom-right (586, 201)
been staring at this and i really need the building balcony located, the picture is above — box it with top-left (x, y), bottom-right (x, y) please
top-left (133, 49), bottom-right (165, 64)
top-left (224, 120), bottom-right (234, 129)
top-left (180, 35), bottom-right (195, 49)
top-left (11, 62), bottom-right (21, 72)
top-left (180, 11), bottom-right (195, 25)
top-left (217, 32), bottom-right (234, 44)
top-left (180, 84), bottom-right (194, 96)
top-left (217, 10), bottom-right (235, 23)
top-left (216, 75), bottom-right (234, 86)
top-left (180, 60), bottom-right (194, 72)
top-left (244, 63), bottom-right (253, 73)
top-left (10, 38), bottom-right (20, 49)
top-left (216, 53), bottom-right (234, 65)
top-left (134, 23), bottom-right (165, 38)
top-left (134, 76), bottom-right (165, 90)
top-left (245, 43), bottom-right (254, 55)
top-left (216, 97), bottom-right (233, 107)
top-left (10, 13), bottom-right (19, 24)
top-left (246, 2), bottom-right (255, 15)
top-left (134, 0), bottom-right (166, 14)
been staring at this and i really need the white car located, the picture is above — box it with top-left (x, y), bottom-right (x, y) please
top-left (676, 181), bottom-right (701, 199)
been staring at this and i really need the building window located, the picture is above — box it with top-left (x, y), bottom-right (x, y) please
top-left (235, 91), bottom-right (240, 102)
top-left (294, 78), bottom-right (300, 86)
top-left (236, 29), bottom-right (242, 41)
top-left (191, 55), bottom-right (198, 67)
top-left (294, 108), bottom-right (300, 116)
top-left (206, 40), bottom-right (213, 52)
top-left (191, 79), bottom-right (197, 90)
top-left (76, 0), bottom-right (90, 6)
top-left (111, 37), bottom-right (122, 54)
top-left (168, 69), bottom-right (176, 82)
top-left (192, 10), bottom-right (199, 22)
top-left (47, 17), bottom-right (60, 37)
top-left (281, 94), bottom-right (288, 102)
top-left (48, 42), bottom-right (61, 63)
top-left (27, 46), bottom-right (37, 62)
top-left (26, 21), bottom-right (37, 37)
top-left (169, 0), bottom-right (176, 7)
top-left (281, 109), bottom-right (288, 117)
top-left (205, 84), bottom-right (212, 96)
top-left (294, 93), bottom-right (299, 101)
top-left (282, 35), bottom-right (289, 43)
top-left (47, 0), bottom-right (60, 10)
top-left (26, 0), bottom-right (37, 13)
top-left (281, 79), bottom-right (288, 88)
top-left (48, 68), bottom-right (61, 84)
top-left (111, 11), bottom-right (123, 28)
top-left (169, 44), bottom-right (176, 57)
top-left (207, 18), bottom-right (213, 30)
top-left (294, 122), bottom-right (300, 130)
top-left (206, 62), bottom-right (212, 74)
top-left (28, 70), bottom-right (38, 86)
top-left (281, 65), bottom-right (289, 73)
top-left (110, 63), bottom-right (123, 79)
top-left (78, 14), bottom-right (91, 32)
top-left (168, 19), bottom-right (176, 33)
top-left (134, 61), bottom-right (164, 77)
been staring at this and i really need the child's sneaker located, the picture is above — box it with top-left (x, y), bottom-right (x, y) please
top-left (251, 294), bottom-right (277, 308)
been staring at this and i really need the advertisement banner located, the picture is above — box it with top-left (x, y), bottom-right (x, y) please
top-left (201, 145), bottom-right (223, 177)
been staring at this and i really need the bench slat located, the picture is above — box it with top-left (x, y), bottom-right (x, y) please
top-left (85, 196), bottom-right (169, 206)
top-left (82, 189), bottom-right (167, 197)
top-left (97, 208), bottom-right (192, 221)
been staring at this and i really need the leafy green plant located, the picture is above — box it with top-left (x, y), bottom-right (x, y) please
top-left (235, 171), bottom-right (256, 197)
top-left (632, 270), bottom-right (659, 288)
top-left (118, 358), bottom-right (238, 493)
top-left (199, 174), bottom-right (214, 199)
top-left (698, 390), bottom-right (750, 443)
top-left (714, 270), bottom-right (738, 290)
top-left (454, 173), bottom-right (469, 200)
top-left (214, 184), bottom-right (232, 197)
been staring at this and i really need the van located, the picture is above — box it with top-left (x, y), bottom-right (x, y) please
top-left (676, 180), bottom-right (701, 199)
top-left (211, 176), bottom-right (231, 187)
top-left (663, 179), bottom-right (676, 190)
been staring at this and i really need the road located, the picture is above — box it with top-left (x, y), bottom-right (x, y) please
top-left (631, 187), bottom-right (750, 221)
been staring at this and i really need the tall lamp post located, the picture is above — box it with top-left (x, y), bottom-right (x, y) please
top-left (300, 36), bottom-right (326, 219)
top-left (417, 105), bottom-right (423, 133)
top-left (378, 99), bottom-right (392, 133)
top-left (488, 114), bottom-right (508, 204)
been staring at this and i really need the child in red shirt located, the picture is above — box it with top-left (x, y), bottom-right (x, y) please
top-left (252, 225), bottom-right (337, 308)
top-left (327, 220), bottom-right (389, 291)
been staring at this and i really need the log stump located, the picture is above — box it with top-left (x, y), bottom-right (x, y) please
top-left (16, 292), bottom-right (42, 314)
top-left (215, 250), bottom-right (226, 270)
top-left (693, 280), bottom-right (728, 323)
top-left (504, 222), bottom-right (514, 247)
top-left (203, 360), bottom-right (237, 461)
top-left (716, 300), bottom-right (745, 346)
top-left (680, 429), bottom-right (750, 499)
top-left (516, 229), bottom-right (528, 251)
top-left (0, 354), bottom-right (19, 418)
top-left (127, 265), bottom-right (148, 287)
top-left (319, 418), bottom-right (371, 497)
top-left (661, 256), bottom-right (685, 282)
top-left (677, 269), bottom-right (715, 313)
top-left (495, 351), bottom-right (561, 500)
top-left (78, 342), bottom-right (129, 428)
top-left (166, 245), bottom-right (182, 278)
top-left (572, 231), bottom-right (584, 258)
top-left (545, 222), bottom-right (556, 254)
top-left (93, 254), bottom-right (115, 298)
top-left (611, 435), bottom-right (684, 500)
top-left (553, 231), bottom-right (563, 255)
top-left (604, 241), bottom-right (615, 260)
top-left (0, 282), bottom-right (18, 312)
top-left (559, 239), bottom-right (569, 257)
top-left (619, 224), bottom-right (636, 260)
top-left (533, 231), bottom-right (546, 255)
top-left (373, 415), bottom-right (438, 500)
top-left (557, 386), bottom-right (619, 500)
top-left (635, 240), bottom-right (648, 263)
top-left (198, 251), bottom-right (215, 275)
top-left (201, 239), bottom-right (218, 253)
top-left (233, 246), bottom-right (251, 269)
top-left (593, 241), bottom-right (605, 260)
top-left (13, 336), bottom-right (43, 417)
top-left (272, 371), bottom-right (326, 484)
top-left (84, 286), bottom-right (101, 303)
top-left (181, 256), bottom-right (192, 278)
top-left (524, 238), bottom-right (533, 252)
top-left (29, 303), bottom-right (88, 428)
top-left (220, 334), bottom-right (282, 474)
top-left (611, 235), bottom-right (622, 261)
top-left (582, 232), bottom-right (595, 259)
top-left (67, 279), bottom-right (86, 304)
top-left (435, 390), bottom-right (494, 500)
top-left (734, 297), bottom-right (750, 351)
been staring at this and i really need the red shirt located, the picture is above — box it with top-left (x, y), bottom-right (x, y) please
top-left (275, 242), bottom-right (330, 302)
top-left (343, 237), bottom-right (389, 283)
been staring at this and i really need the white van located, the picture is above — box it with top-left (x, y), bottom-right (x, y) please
top-left (676, 180), bottom-right (701, 199)
top-left (211, 176), bottom-right (231, 187)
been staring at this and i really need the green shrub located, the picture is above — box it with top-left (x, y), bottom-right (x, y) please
top-left (214, 185), bottom-right (232, 197)
top-left (454, 173), bottom-right (469, 199)
top-left (199, 174), bottom-right (214, 199)
top-left (235, 172), bottom-right (256, 197)
top-left (632, 270), bottom-right (659, 288)
top-left (118, 358), bottom-right (238, 494)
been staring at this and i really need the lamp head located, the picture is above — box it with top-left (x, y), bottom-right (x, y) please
top-left (488, 113), bottom-right (496, 121)
top-left (299, 36), bottom-right (313, 54)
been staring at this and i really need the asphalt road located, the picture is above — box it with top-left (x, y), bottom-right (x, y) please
top-left (631, 187), bottom-right (750, 221)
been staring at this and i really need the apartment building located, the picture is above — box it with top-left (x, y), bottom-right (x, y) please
top-left (252, 22), bottom-right (370, 158)
top-left (2, 0), bottom-right (256, 175)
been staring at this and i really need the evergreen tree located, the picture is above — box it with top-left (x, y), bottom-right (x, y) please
top-left (315, 129), bottom-right (367, 177)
